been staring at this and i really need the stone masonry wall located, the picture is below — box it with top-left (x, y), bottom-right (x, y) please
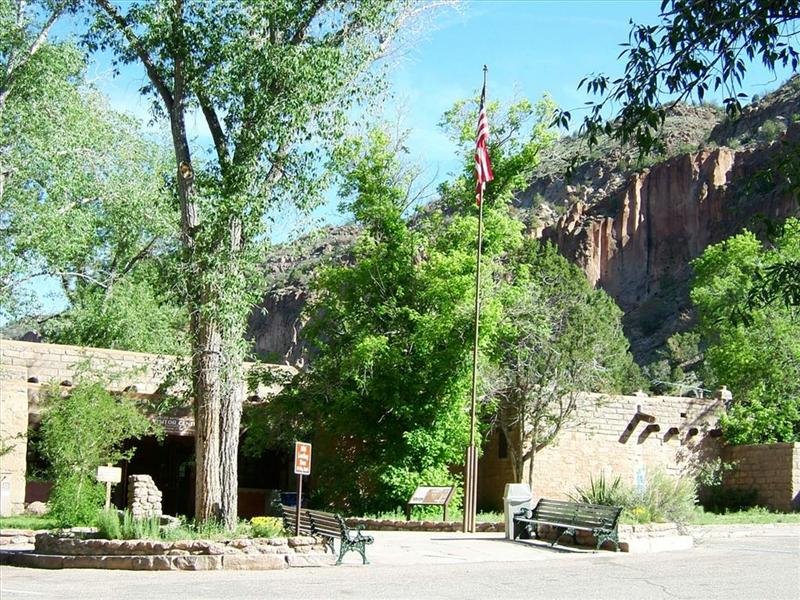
top-left (479, 393), bottom-right (724, 511)
top-left (723, 443), bottom-right (800, 512)
top-left (127, 475), bottom-right (163, 518)
top-left (0, 365), bottom-right (28, 516)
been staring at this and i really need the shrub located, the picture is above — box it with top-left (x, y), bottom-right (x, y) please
top-left (250, 516), bottom-right (284, 538)
top-left (571, 473), bottom-right (626, 506)
top-left (696, 460), bottom-right (759, 512)
top-left (38, 381), bottom-right (156, 526)
top-left (120, 511), bottom-right (162, 540)
top-left (629, 470), bottom-right (697, 524)
top-left (573, 470), bottom-right (697, 524)
top-left (95, 509), bottom-right (122, 540)
top-left (48, 474), bottom-right (106, 527)
top-left (95, 509), bottom-right (161, 540)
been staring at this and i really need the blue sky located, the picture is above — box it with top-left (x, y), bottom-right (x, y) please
top-left (57, 0), bottom-right (795, 240)
top-left (18, 1), bottom-right (795, 323)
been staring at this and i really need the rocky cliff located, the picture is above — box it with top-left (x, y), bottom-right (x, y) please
top-left (543, 130), bottom-right (799, 359)
top-left (248, 77), bottom-right (800, 366)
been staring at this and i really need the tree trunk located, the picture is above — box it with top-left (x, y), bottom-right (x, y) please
top-left (526, 425), bottom-right (539, 490)
top-left (219, 346), bottom-right (244, 530)
top-left (218, 215), bottom-right (246, 530)
top-left (192, 312), bottom-right (223, 522)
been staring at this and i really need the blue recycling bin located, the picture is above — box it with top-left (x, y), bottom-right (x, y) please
top-left (280, 491), bottom-right (306, 507)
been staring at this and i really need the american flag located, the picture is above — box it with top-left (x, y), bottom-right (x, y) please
top-left (474, 80), bottom-right (494, 205)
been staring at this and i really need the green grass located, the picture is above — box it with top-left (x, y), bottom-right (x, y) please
top-left (0, 516), bottom-right (58, 530)
top-left (687, 507), bottom-right (800, 526)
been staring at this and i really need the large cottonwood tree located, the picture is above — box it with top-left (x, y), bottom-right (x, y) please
top-left (85, 0), bottom-right (448, 528)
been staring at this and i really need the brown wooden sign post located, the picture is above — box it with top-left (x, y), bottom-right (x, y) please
top-left (293, 441), bottom-right (312, 536)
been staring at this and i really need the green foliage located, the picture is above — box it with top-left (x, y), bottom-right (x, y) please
top-left (268, 129), bottom-right (494, 513)
top-left (574, 471), bottom-right (697, 525)
top-left (94, 509), bottom-right (123, 540)
top-left (95, 510), bottom-right (162, 540)
top-left (261, 93), bottom-right (642, 512)
top-left (643, 332), bottom-right (704, 395)
top-left (0, 516), bottom-right (58, 530)
top-left (121, 511), bottom-right (162, 540)
top-left (571, 473), bottom-right (625, 507)
top-left (558, 0), bottom-right (799, 157)
top-left (250, 516), bottom-right (284, 538)
top-left (688, 506), bottom-right (800, 524)
top-left (756, 118), bottom-right (786, 144)
top-left (491, 241), bottom-right (644, 481)
top-left (0, 26), bottom-right (184, 350)
top-left (44, 278), bottom-right (188, 355)
top-left (691, 220), bottom-right (800, 444)
top-left (48, 474), bottom-right (106, 528)
top-left (81, 0), bottom-right (442, 527)
top-left (39, 381), bottom-right (156, 526)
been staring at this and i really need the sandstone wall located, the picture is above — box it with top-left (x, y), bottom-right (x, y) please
top-left (479, 393), bottom-right (724, 511)
top-left (543, 129), bottom-right (800, 358)
top-left (723, 443), bottom-right (800, 512)
top-left (0, 365), bottom-right (28, 515)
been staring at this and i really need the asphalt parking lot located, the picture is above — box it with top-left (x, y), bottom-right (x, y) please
top-left (1, 525), bottom-right (798, 600)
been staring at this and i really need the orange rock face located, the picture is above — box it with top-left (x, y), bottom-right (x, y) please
top-left (544, 130), bottom-right (799, 358)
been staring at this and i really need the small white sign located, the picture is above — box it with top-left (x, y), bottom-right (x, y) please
top-left (96, 466), bottom-right (122, 484)
top-left (294, 442), bottom-right (312, 476)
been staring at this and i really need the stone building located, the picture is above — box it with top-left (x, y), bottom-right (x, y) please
top-left (478, 392), bottom-right (800, 513)
top-left (2, 338), bottom-right (798, 516)
top-left (0, 338), bottom-right (295, 516)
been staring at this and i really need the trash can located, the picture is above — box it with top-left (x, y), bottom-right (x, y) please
top-left (503, 483), bottom-right (532, 540)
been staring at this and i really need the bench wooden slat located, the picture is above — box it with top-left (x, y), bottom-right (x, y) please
top-left (513, 498), bottom-right (622, 551)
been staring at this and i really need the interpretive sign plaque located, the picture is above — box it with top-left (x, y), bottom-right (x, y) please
top-left (96, 464), bottom-right (122, 510)
top-left (406, 486), bottom-right (455, 521)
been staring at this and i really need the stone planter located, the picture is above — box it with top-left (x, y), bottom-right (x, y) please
top-left (2, 533), bottom-right (332, 570)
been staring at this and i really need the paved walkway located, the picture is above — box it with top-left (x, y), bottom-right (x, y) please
top-left (2, 526), bottom-right (799, 600)
top-left (358, 531), bottom-right (590, 566)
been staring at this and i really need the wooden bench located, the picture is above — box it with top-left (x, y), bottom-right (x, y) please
top-left (513, 498), bottom-right (622, 551)
top-left (281, 505), bottom-right (374, 564)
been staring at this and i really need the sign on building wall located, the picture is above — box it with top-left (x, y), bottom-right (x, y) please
top-left (152, 415), bottom-right (195, 437)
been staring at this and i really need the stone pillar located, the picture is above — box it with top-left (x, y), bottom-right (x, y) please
top-left (127, 475), bottom-right (163, 518)
top-left (0, 365), bottom-right (28, 516)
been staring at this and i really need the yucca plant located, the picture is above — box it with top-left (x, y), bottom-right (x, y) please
top-left (571, 473), bottom-right (625, 506)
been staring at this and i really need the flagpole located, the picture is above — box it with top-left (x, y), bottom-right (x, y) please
top-left (463, 65), bottom-right (488, 535)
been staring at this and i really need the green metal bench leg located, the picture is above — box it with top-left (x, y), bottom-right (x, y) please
top-left (336, 542), bottom-right (348, 565)
top-left (594, 529), bottom-right (620, 552)
top-left (357, 542), bottom-right (369, 564)
top-left (552, 527), bottom-right (573, 547)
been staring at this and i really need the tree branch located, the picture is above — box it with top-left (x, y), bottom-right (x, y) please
top-left (290, 0), bottom-right (326, 45)
top-left (196, 90), bottom-right (229, 173)
top-left (92, 0), bottom-right (174, 112)
top-left (0, 2), bottom-right (65, 114)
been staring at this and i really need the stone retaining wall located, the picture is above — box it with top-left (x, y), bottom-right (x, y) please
top-left (1, 533), bottom-right (331, 570)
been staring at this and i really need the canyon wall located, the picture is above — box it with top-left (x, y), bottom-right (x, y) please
top-left (543, 127), bottom-right (799, 358)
